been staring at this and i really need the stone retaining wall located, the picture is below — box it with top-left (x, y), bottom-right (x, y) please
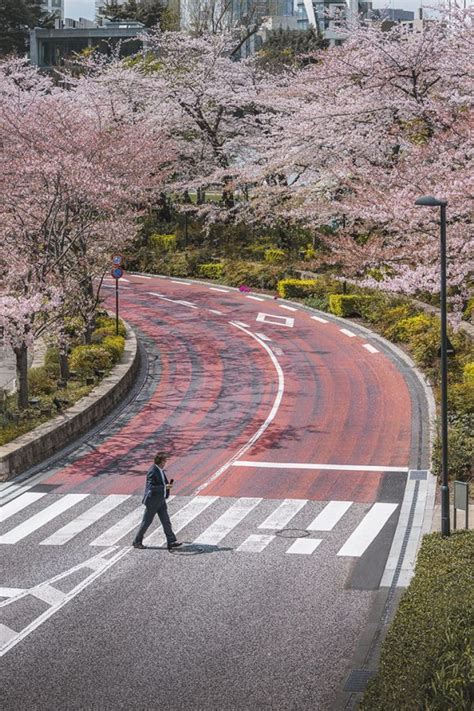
top-left (0, 326), bottom-right (139, 482)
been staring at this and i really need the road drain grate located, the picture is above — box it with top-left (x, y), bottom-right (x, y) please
top-left (344, 669), bottom-right (376, 693)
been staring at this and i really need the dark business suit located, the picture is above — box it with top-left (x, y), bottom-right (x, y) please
top-left (133, 464), bottom-right (177, 545)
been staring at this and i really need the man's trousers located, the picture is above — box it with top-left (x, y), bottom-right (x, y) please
top-left (133, 497), bottom-right (177, 545)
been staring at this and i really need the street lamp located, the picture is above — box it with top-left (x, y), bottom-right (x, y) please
top-left (415, 195), bottom-right (450, 537)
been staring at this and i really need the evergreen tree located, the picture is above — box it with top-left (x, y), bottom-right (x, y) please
top-left (0, 0), bottom-right (55, 57)
top-left (257, 27), bottom-right (328, 71)
top-left (102, 0), bottom-right (167, 28)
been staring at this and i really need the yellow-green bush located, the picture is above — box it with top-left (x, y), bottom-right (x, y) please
top-left (94, 317), bottom-right (126, 338)
top-left (391, 313), bottom-right (437, 343)
top-left (199, 263), bottom-right (224, 280)
top-left (361, 531), bottom-right (474, 710)
top-left (225, 262), bottom-right (289, 290)
top-left (462, 297), bottom-right (474, 323)
top-left (277, 279), bottom-right (320, 298)
top-left (150, 233), bottom-right (177, 252)
top-left (101, 335), bottom-right (125, 363)
top-left (264, 248), bottom-right (287, 265)
top-left (28, 366), bottom-right (56, 396)
top-left (69, 345), bottom-right (112, 377)
top-left (463, 362), bottom-right (474, 384)
top-left (328, 294), bottom-right (371, 317)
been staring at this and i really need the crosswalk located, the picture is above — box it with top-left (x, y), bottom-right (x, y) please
top-left (0, 491), bottom-right (398, 558)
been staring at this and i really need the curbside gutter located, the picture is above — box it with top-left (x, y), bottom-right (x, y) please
top-left (0, 323), bottom-right (139, 482)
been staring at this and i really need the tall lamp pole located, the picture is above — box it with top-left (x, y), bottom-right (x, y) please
top-left (415, 196), bottom-right (450, 537)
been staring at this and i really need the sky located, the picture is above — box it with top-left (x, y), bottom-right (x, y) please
top-left (64, 0), bottom-right (446, 22)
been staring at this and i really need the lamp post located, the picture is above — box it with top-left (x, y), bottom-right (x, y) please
top-left (415, 195), bottom-right (450, 537)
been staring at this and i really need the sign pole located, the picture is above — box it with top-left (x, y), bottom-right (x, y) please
top-left (115, 278), bottom-right (119, 336)
top-left (111, 256), bottom-right (124, 337)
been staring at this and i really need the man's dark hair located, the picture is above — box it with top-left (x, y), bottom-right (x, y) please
top-left (154, 452), bottom-right (167, 466)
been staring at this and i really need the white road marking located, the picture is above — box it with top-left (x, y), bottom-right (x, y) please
top-left (255, 332), bottom-right (271, 341)
top-left (145, 496), bottom-right (217, 545)
top-left (246, 295), bottom-right (265, 301)
top-left (287, 538), bottom-right (322, 555)
top-left (273, 347), bottom-right (284, 356)
top-left (1, 492), bottom-right (46, 523)
top-left (307, 501), bottom-right (352, 531)
top-left (132, 274), bottom-right (151, 279)
top-left (0, 495), bottom-right (88, 544)
top-left (311, 315), bottom-right (328, 323)
top-left (0, 625), bottom-right (17, 645)
top-left (176, 300), bottom-right (197, 308)
top-left (209, 287), bottom-right (230, 293)
top-left (194, 325), bottom-right (285, 494)
top-left (40, 495), bottom-right (130, 545)
top-left (233, 461), bottom-right (408, 473)
top-left (171, 280), bottom-right (186, 284)
top-left (256, 312), bottom-right (294, 328)
top-left (237, 534), bottom-right (275, 553)
top-left (193, 498), bottom-right (261, 545)
top-left (340, 328), bottom-right (356, 338)
top-left (258, 499), bottom-right (307, 529)
top-left (31, 584), bottom-right (66, 606)
top-left (279, 304), bottom-right (297, 312)
top-left (337, 503), bottom-right (398, 557)
top-left (363, 344), bottom-right (379, 354)
top-left (147, 291), bottom-right (172, 301)
top-left (209, 309), bottom-right (223, 315)
top-left (233, 321), bottom-right (250, 328)
top-left (0, 588), bottom-right (25, 598)
top-left (90, 506), bottom-right (143, 546)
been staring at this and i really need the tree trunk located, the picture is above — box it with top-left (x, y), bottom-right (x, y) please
top-left (15, 344), bottom-right (29, 410)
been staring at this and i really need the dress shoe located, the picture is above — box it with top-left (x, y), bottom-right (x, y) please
top-left (167, 541), bottom-right (183, 551)
top-left (132, 542), bottom-right (145, 549)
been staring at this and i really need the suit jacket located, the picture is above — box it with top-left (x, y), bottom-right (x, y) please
top-left (142, 464), bottom-right (169, 505)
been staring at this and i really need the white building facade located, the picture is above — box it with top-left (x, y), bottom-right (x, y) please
top-left (42, 0), bottom-right (64, 21)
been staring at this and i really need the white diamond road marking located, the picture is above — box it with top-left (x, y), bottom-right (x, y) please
top-left (340, 328), bottom-right (356, 338)
top-left (337, 503), bottom-right (398, 557)
top-left (307, 501), bottom-right (352, 531)
top-left (40, 495), bottom-right (130, 545)
top-left (256, 312), bottom-right (294, 328)
top-left (237, 534), bottom-right (275, 553)
top-left (1, 492), bottom-right (46, 523)
top-left (0, 495), bottom-right (88, 544)
top-left (193, 498), bottom-right (261, 546)
top-left (258, 499), bottom-right (307, 529)
top-left (363, 344), bottom-right (379, 354)
top-left (145, 496), bottom-right (218, 545)
top-left (311, 315), bottom-right (328, 323)
top-left (287, 538), bottom-right (322, 555)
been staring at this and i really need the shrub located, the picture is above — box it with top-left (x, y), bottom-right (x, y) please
top-left (63, 316), bottom-right (85, 339)
top-left (447, 382), bottom-right (474, 417)
top-left (361, 531), bottom-right (474, 710)
top-left (44, 347), bottom-right (60, 377)
top-left (28, 366), bottom-right (56, 396)
top-left (328, 294), bottom-right (371, 317)
top-left (264, 248), bottom-right (287, 265)
top-left (101, 335), bottom-right (125, 363)
top-left (392, 313), bottom-right (437, 343)
top-left (278, 279), bottom-right (319, 298)
top-left (224, 262), bottom-right (290, 290)
top-left (150, 233), bottom-right (177, 252)
top-left (199, 263), bottom-right (224, 280)
top-left (464, 362), bottom-right (474, 384)
top-left (379, 305), bottom-right (418, 340)
top-left (462, 297), bottom-right (474, 323)
top-left (69, 345), bottom-right (112, 377)
top-left (432, 415), bottom-right (473, 483)
top-left (94, 317), bottom-right (126, 338)
top-left (304, 294), bottom-right (330, 312)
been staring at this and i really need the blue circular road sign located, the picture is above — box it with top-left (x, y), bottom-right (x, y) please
top-left (112, 255), bottom-right (123, 266)
top-left (111, 267), bottom-right (124, 279)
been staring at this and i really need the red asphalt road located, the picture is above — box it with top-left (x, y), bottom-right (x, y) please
top-left (43, 275), bottom-right (412, 502)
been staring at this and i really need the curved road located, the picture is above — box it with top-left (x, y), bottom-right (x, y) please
top-left (0, 274), bottom-right (430, 710)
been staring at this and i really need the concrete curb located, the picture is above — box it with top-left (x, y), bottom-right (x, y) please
top-left (0, 324), bottom-right (139, 482)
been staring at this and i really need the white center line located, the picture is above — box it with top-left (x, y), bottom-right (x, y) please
top-left (176, 300), bottom-right (197, 309)
top-left (340, 328), bottom-right (356, 338)
top-left (233, 461), bottom-right (408, 473)
top-left (363, 344), bottom-right (379, 354)
top-left (1, 492), bottom-right (46, 523)
top-left (193, 498), bottom-right (261, 546)
top-left (40, 495), bottom-right (130, 545)
top-left (233, 321), bottom-right (250, 328)
top-left (287, 538), bottom-right (322, 555)
top-left (246, 295), bottom-right (265, 301)
top-left (311, 315), bottom-right (328, 324)
top-left (279, 304), bottom-right (297, 311)
top-left (0, 495), bottom-right (88, 544)
top-left (209, 287), bottom-right (230, 293)
top-left (209, 309), bottom-right (223, 315)
top-left (307, 501), bottom-right (352, 531)
top-left (258, 499), bottom-right (307, 530)
top-left (255, 332), bottom-right (271, 341)
top-left (337, 503), bottom-right (398, 557)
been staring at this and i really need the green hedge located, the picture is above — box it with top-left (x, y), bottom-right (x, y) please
top-left (328, 294), bottom-right (371, 317)
top-left (278, 278), bottom-right (321, 298)
top-left (101, 335), bottom-right (125, 363)
top-left (361, 531), bottom-right (474, 710)
top-left (94, 317), bottom-right (126, 338)
top-left (69, 345), bottom-right (112, 377)
top-left (225, 262), bottom-right (289, 290)
top-left (150, 233), bottom-right (177, 252)
top-left (264, 248), bottom-right (287, 265)
top-left (199, 263), bottom-right (224, 280)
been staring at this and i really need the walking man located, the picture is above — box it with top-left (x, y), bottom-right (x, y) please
top-left (132, 453), bottom-right (182, 551)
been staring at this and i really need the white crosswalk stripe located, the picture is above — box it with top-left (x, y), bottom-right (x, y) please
top-left (0, 492), bottom-right (398, 559)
